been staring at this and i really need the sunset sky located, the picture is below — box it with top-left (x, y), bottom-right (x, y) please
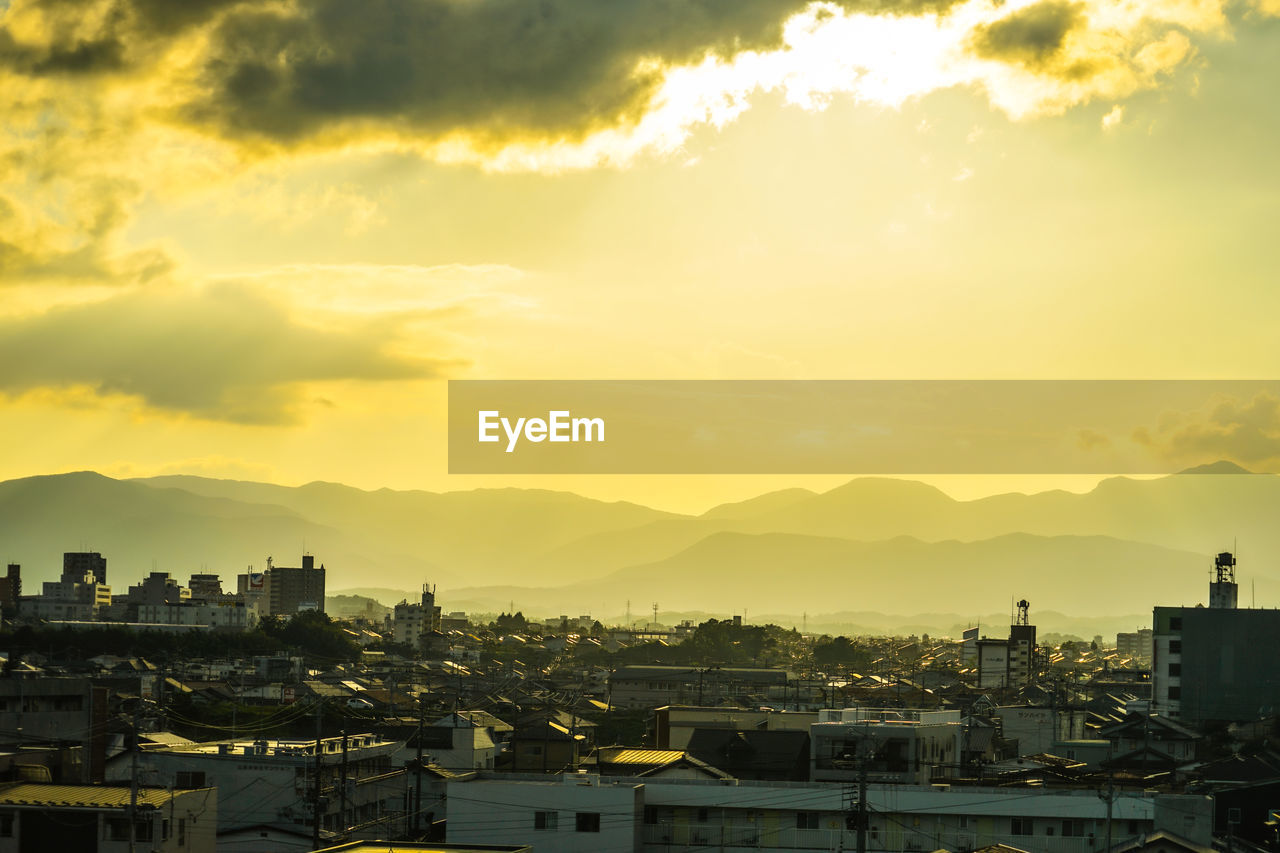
top-left (2, 0), bottom-right (1279, 511)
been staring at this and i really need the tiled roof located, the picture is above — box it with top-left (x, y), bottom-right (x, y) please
top-left (0, 783), bottom-right (184, 809)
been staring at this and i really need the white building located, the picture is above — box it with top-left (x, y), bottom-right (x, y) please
top-left (811, 708), bottom-right (962, 785)
top-left (444, 772), bottom-right (1213, 853)
top-left (105, 734), bottom-right (406, 849)
top-left (136, 600), bottom-right (260, 631)
top-left (447, 774), bottom-right (642, 853)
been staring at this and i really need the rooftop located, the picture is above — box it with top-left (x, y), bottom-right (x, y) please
top-left (0, 782), bottom-right (202, 810)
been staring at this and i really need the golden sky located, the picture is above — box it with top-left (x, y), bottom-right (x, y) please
top-left (2, 0), bottom-right (1279, 512)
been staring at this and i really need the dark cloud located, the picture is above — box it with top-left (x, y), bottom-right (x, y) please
top-left (184, 0), bottom-right (833, 144)
top-left (0, 0), bottom-right (243, 76)
top-left (0, 284), bottom-right (450, 423)
top-left (4, 0), bottom-right (969, 144)
top-left (971, 0), bottom-right (1085, 70)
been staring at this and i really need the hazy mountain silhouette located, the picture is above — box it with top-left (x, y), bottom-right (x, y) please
top-left (2, 466), bottom-right (1276, 624)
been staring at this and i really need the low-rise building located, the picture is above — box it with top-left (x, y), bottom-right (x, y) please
top-left (0, 782), bottom-right (216, 852)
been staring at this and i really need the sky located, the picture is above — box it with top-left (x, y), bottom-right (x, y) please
top-left (1, 0), bottom-right (1279, 513)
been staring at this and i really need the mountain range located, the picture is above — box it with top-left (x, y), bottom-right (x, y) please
top-left (0, 463), bottom-right (1274, 635)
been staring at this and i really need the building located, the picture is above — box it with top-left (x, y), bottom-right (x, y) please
top-left (394, 583), bottom-right (442, 649)
top-left (0, 677), bottom-right (110, 780)
top-left (1008, 600), bottom-right (1037, 685)
top-left (0, 782), bottom-right (216, 852)
top-left (609, 666), bottom-right (792, 709)
top-left (442, 772), bottom-right (1213, 853)
top-left (810, 708), bottom-right (961, 785)
top-left (1152, 551), bottom-right (1280, 722)
top-left (20, 559), bottom-right (111, 621)
top-left (187, 574), bottom-right (223, 601)
top-left (1116, 629), bottom-right (1154, 661)
top-left (445, 775), bottom-right (642, 853)
top-left (265, 554), bottom-right (326, 616)
top-left (136, 600), bottom-right (260, 631)
top-left (976, 639), bottom-right (1010, 689)
top-left (61, 552), bottom-right (107, 585)
top-left (126, 572), bottom-right (191, 606)
top-left (0, 565), bottom-right (19, 615)
top-left (106, 734), bottom-right (404, 847)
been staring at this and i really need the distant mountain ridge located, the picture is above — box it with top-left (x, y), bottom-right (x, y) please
top-left (1, 466), bottom-right (1276, 626)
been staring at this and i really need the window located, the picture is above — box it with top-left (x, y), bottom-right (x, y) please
top-left (697, 808), bottom-right (709, 823)
top-left (1062, 820), bottom-right (1085, 837)
top-left (797, 812), bottom-right (820, 830)
top-left (176, 771), bottom-right (206, 788)
top-left (106, 819), bottom-right (130, 841)
top-left (1168, 663), bottom-right (1181, 676)
top-left (644, 806), bottom-right (659, 825)
top-left (0, 813), bottom-right (12, 838)
top-left (178, 818), bottom-right (186, 846)
top-left (526, 745), bottom-right (544, 756)
top-left (1011, 818), bottom-right (1033, 836)
top-left (1168, 687), bottom-right (1181, 700)
top-left (576, 812), bottom-right (601, 832)
top-left (534, 811), bottom-right (558, 830)
top-left (1170, 640), bottom-right (1182, 653)
top-left (1170, 618), bottom-right (1182, 630)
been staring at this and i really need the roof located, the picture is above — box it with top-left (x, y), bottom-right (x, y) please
top-left (0, 783), bottom-right (194, 809)
top-left (317, 844), bottom-right (531, 853)
top-left (599, 748), bottom-right (684, 766)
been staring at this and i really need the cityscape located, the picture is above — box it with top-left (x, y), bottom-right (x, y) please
top-left (2, 477), bottom-right (1280, 852)
top-left (4, 0), bottom-right (1280, 849)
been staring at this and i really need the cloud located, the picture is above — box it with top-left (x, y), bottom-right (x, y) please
top-left (1101, 103), bottom-right (1124, 130)
top-left (971, 0), bottom-right (1085, 71)
top-left (0, 282), bottom-right (456, 423)
top-left (1132, 393), bottom-right (1280, 470)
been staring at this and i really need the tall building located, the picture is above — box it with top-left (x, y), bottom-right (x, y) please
top-left (394, 582), bottom-right (442, 649)
top-left (188, 573), bottom-right (223, 601)
top-left (62, 552), bottom-right (107, 585)
top-left (1008, 599), bottom-right (1037, 685)
top-left (0, 563), bottom-right (20, 613)
top-left (264, 554), bottom-right (325, 616)
top-left (1153, 551), bottom-right (1280, 722)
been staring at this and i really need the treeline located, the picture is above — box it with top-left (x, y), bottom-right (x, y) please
top-left (1, 611), bottom-right (363, 668)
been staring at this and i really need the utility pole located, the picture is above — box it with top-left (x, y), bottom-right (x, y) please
top-left (856, 739), bottom-right (869, 853)
top-left (339, 730), bottom-right (349, 841)
top-left (128, 701), bottom-right (140, 853)
top-left (312, 701), bottom-right (324, 850)
top-left (413, 693), bottom-right (425, 837)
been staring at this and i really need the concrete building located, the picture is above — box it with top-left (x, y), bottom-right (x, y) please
top-left (977, 639), bottom-right (1010, 689)
top-left (62, 552), bottom-right (107, 585)
top-left (445, 774), bottom-right (642, 853)
top-left (1117, 629), bottom-right (1154, 661)
top-left (265, 555), bottom-right (326, 616)
top-left (0, 677), bottom-right (110, 781)
top-left (107, 734), bottom-right (404, 847)
top-left (21, 562), bottom-right (111, 621)
top-left (609, 666), bottom-right (792, 710)
top-left (126, 572), bottom-right (191, 606)
top-left (394, 583), bottom-right (442, 649)
top-left (811, 708), bottom-right (961, 785)
top-left (187, 574), bottom-right (223, 601)
top-left (1152, 551), bottom-right (1280, 722)
top-left (442, 772), bottom-right (1214, 853)
top-left (0, 564), bottom-right (19, 614)
top-left (0, 782), bottom-right (216, 853)
top-left (1008, 600), bottom-right (1037, 685)
top-left (136, 600), bottom-right (260, 631)
top-left (652, 706), bottom-right (817, 751)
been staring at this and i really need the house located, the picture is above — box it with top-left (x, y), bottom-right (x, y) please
top-left (0, 782), bottom-right (216, 852)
